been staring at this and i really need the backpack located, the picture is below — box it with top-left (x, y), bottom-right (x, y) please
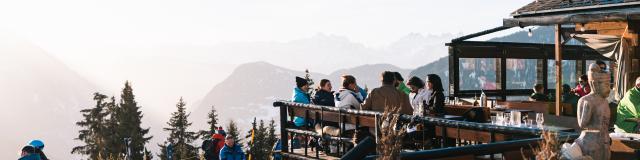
top-left (202, 139), bottom-right (221, 160)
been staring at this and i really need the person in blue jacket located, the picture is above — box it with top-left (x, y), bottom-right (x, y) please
top-left (18, 146), bottom-right (41, 160)
top-left (219, 135), bottom-right (245, 160)
top-left (292, 76), bottom-right (311, 127)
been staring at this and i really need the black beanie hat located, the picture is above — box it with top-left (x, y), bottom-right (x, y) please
top-left (296, 77), bottom-right (308, 88)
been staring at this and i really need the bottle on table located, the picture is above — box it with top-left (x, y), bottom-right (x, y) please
top-left (473, 94), bottom-right (479, 106)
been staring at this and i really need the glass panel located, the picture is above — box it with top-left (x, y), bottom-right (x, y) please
top-left (459, 58), bottom-right (499, 90)
top-left (506, 96), bottom-right (530, 101)
top-left (506, 59), bottom-right (538, 89)
top-left (547, 60), bottom-right (578, 89)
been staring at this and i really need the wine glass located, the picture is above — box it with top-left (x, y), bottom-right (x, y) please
top-left (536, 113), bottom-right (544, 128)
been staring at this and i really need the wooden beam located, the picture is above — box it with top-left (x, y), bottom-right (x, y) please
top-left (577, 22), bottom-right (628, 31)
top-left (555, 24), bottom-right (562, 116)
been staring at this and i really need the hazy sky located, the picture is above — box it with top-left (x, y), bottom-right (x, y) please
top-left (0, 0), bottom-right (534, 118)
top-left (1, 0), bottom-right (531, 48)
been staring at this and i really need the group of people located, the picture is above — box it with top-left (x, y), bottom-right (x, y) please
top-left (529, 61), bottom-right (610, 111)
top-left (201, 127), bottom-right (246, 160)
top-left (292, 71), bottom-right (446, 123)
top-left (18, 140), bottom-right (48, 160)
top-left (289, 71), bottom-right (446, 152)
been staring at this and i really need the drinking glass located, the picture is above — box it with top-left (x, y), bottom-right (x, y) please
top-left (526, 119), bottom-right (534, 128)
top-left (536, 113), bottom-right (544, 128)
top-left (504, 114), bottom-right (511, 126)
top-left (491, 116), bottom-right (497, 124)
top-left (496, 112), bottom-right (504, 125)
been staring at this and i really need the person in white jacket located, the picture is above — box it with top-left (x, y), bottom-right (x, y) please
top-left (407, 76), bottom-right (431, 117)
top-left (335, 75), bottom-right (363, 110)
top-left (334, 75), bottom-right (361, 131)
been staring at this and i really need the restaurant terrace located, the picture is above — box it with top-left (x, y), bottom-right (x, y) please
top-left (273, 0), bottom-right (640, 159)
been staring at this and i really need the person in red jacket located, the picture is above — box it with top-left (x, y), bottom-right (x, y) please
top-left (202, 127), bottom-right (226, 160)
top-left (574, 75), bottom-right (591, 97)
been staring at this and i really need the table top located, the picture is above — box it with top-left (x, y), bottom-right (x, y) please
top-left (482, 123), bottom-right (575, 132)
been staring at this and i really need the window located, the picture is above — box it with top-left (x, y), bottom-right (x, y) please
top-left (506, 59), bottom-right (538, 89)
top-left (459, 58), bottom-right (499, 90)
top-left (547, 60), bottom-right (578, 89)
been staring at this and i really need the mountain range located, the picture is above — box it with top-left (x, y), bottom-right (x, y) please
top-left (0, 32), bottom-right (96, 160)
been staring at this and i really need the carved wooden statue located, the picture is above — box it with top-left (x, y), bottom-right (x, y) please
top-left (575, 63), bottom-right (611, 160)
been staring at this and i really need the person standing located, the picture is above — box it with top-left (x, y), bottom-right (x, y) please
top-left (18, 146), bottom-right (41, 160)
top-left (312, 79), bottom-right (335, 107)
top-left (219, 135), bottom-right (246, 160)
top-left (28, 140), bottom-right (47, 160)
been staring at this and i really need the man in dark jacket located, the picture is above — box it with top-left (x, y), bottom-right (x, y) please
top-left (220, 135), bottom-right (245, 160)
top-left (312, 79), bottom-right (335, 107)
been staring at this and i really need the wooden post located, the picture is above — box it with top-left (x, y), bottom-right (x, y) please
top-left (555, 24), bottom-right (562, 116)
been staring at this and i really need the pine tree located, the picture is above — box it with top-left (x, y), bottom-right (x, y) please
top-left (158, 98), bottom-right (198, 160)
top-left (199, 105), bottom-right (219, 140)
top-left (103, 96), bottom-right (123, 158)
top-left (116, 81), bottom-right (152, 160)
top-left (72, 93), bottom-right (110, 159)
top-left (267, 119), bottom-right (278, 149)
top-left (226, 120), bottom-right (243, 148)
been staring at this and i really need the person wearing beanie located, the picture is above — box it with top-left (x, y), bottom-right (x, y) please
top-left (291, 76), bottom-right (311, 127)
top-left (19, 146), bottom-right (41, 160)
top-left (27, 140), bottom-right (48, 160)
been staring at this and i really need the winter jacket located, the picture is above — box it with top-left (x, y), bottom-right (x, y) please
top-left (615, 87), bottom-right (640, 133)
top-left (18, 154), bottom-right (41, 160)
top-left (312, 89), bottom-right (335, 107)
top-left (291, 87), bottom-right (311, 127)
top-left (292, 87), bottom-right (311, 104)
top-left (409, 88), bottom-right (431, 116)
top-left (357, 85), bottom-right (368, 100)
top-left (426, 90), bottom-right (445, 116)
top-left (397, 83), bottom-right (411, 95)
top-left (202, 136), bottom-right (224, 160)
top-left (574, 84), bottom-right (591, 97)
top-left (530, 93), bottom-right (549, 102)
top-left (219, 144), bottom-right (246, 160)
top-left (361, 84), bottom-right (413, 115)
top-left (335, 89), bottom-right (363, 109)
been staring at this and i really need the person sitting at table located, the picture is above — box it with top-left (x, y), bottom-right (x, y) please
top-left (614, 76), bottom-right (640, 133)
top-left (530, 84), bottom-right (549, 102)
top-left (312, 79), bottom-right (335, 107)
top-left (394, 72), bottom-right (411, 95)
top-left (574, 75), bottom-right (591, 97)
top-left (362, 71), bottom-right (413, 115)
top-left (407, 76), bottom-right (431, 117)
top-left (562, 84), bottom-right (580, 116)
top-left (335, 75), bottom-right (362, 110)
top-left (425, 74), bottom-right (445, 116)
top-left (291, 76), bottom-right (311, 127)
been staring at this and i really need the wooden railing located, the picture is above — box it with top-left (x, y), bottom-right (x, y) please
top-left (273, 101), bottom-right (577, 160)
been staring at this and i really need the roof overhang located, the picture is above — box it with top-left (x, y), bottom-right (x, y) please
top-left (505, 7), bottom-right (640, 27)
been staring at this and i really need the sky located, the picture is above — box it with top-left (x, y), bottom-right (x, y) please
top-left (1, 0), bottom-right (531, 48)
